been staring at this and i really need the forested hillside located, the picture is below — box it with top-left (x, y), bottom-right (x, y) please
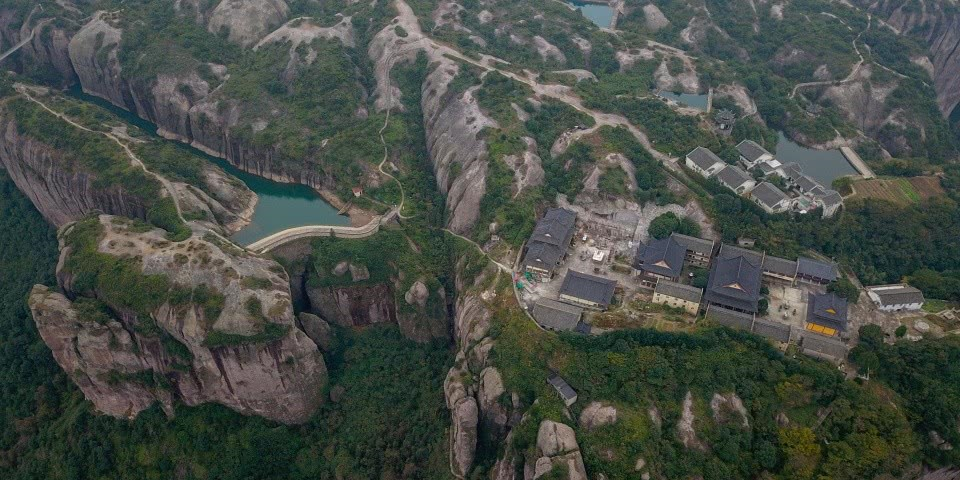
top-left (0, 170), bottom-right (452, 478)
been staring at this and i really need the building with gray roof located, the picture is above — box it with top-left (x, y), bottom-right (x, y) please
top-left (867, 284), bottom-right (925, 311)
top-left (814, 189), bottom-right (843, 218)
top-left (796, 256), bottom-right (838, 285)
top-left (715, 165), bottom-right (757, 194)
top-left (780, 162), bottom-right (804, 182)
top-left (634, 236), bottom-right (686, 286)
top-left (736, 140), bottom-right (774, 169)
top-left (685, 147), bottom-right (726, 178)
top-left (799, 333), bottom-right (849, 363)
top-left (653, 280), bottom-right (703, 314)
top-left (547, 374), bottom-right (578, 406)
top-left (805, 292), bottom-right (849, 337)
top-left (704, 253), bottom-right (762, 313)
top-left (559, 270), bottom-right (617, 309)
top-left (719, 243), bottom-right (764, 266)
top-left (532, 298), bottom-right (584, 331)
top-left (793, 174), bottom-right (822, 194)
top-left (762, 255), bottom-right (798, 282)
top-left (671, 233), bottom-right (715, 267)
top-left (522, 208), bottom-right (576, 279)
top-left (751, 182), bottom-right (792, 214)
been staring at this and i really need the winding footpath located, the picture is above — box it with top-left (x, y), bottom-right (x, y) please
top-left (0, 7), bottom-right (50, 64)
top-left (790, 15), bottom-right (868, 99)
top-left (16, 85), bottom-right (186, 223)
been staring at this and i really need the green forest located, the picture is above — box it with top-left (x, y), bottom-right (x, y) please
top-left (0, 171), bottom-right (453, 479)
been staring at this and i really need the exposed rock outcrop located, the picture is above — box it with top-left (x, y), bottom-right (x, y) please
top-left (854, 0), bottom-right (960, 117)
top-left (678, 391), bottom-right (708, 451)
top-left (31, 216), bottom-right (326, 424)
top-left (206, 0), bottom-right (289, 47)
top-left (529, 420), bottom-right (589, 480)
top-left (0, 114), bottom-right (147, 227)
top-left (297, 312), bottom-right (333, 351)
top-left (579, 401), bottom-right (618, 431)
top-left (307, 282), bottom-right (397, 328)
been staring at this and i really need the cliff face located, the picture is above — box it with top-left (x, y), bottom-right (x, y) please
top-left (30, 216), bottom-right (326, 424)
top-left (0, 99), bottom-right (255, 234)
top-left (305, 262), bottom-right (450, 344)
top-left (0, 116), bottom-right (147, 227)
top-left (854, 0), bottom-right (960, 118)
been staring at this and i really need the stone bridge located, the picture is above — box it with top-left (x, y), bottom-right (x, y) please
top-left (245, 208), bottom-right (399, 253)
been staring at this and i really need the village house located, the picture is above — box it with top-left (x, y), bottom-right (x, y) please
top-left (795, 256), bottom-right (839, 285)
top-left (671, 233), bottom-right (716, 267)
top-left (736, 140), bottom-right (775, 169)
top-left (532, 298), bottom-right (584, 332)
top-left (685, 147), bottom-right (727, 178)
top-left (547, 374), bottom-right (578, 406)
top-left (715, 165), bottom-right (757, 194)
top-left (867, 284), bottom-right (925, 312)
top-left (521, 208), bottom-right (576, 280)
top-left (805, 292), bottom-right (849, 338)
top-left (653, 280), bottom-right (703, 315)
top-left (633, 236), bottom-right (686, 288)
top-left (703, 247), bottom-right (763, 314)
top-left (559, 270), bottom-right (618, 310)
top-left (750, 182), bottom-right (792, 214)
top-left (813, 189), bottom-right (843, 218)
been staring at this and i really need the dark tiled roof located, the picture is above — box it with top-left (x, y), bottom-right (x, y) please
top-left (671, 233), bottom-right (715, 255)
top-left (796, 256), bottom-right (838, 281)
top-left (530, 208), bottom-right (576, 247)
top-left (574, 321), bottom-right (592, 335)
top-left (524, 242), bottom-right (564, 272)
top-left (800, 333), bottom-right (849, 360)
top-left (751, 182), bottom-right (790, 209)
top-left (547, 374), bottom-right (577, 401)
top-left (532, 298), bottom-right (584, 331)
top-left (655, 280), bottom-right (703, 303)
top-left (715, 165), bottom-right (754, 189)
top-left (818, 189), bottom-right (843, 207)
top-left (781, 163), bottom-right (804, 181)
top-left (560, 270), bottom-right (617, 307)
top-left (807, 292), bottom-right (849, 331)
top-left (719, 244), bottom-right (763, 266)
top-left (795, 174), bottom-right (822, 193)
top-left (704, 255), bottom-right (762, 312)
top-left (523, 208), bottom-right (576, 272)
top-left (868, 284), bottom-right (925, 306)
top-left (705, 305), bottom-right (754, 331)
top-left (753, 318), bottom-right (792, 343)
top-left (762, 255), bottom-right (798, 277)
top-left (687, 147), bottom-right (724, 170)
top-left (635, 236), bottom-right (685, 278)
top-left (759, 162), bottom-right (778, 175)
top-left (736, 140), bottom-right (771, 163)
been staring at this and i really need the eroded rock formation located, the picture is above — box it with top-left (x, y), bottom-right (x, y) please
top-left (31, 216), bottom-right (326, 424)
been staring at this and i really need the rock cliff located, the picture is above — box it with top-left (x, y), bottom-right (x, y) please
top-left (0, 96), bottom-right (254, 234)
top-left (0, 114), bottom-right (148, 227)
top-left (853, 0), bottom-right (960, 118)
top-left (305, 261), bottom-right (449, 343)
top-left (30, 215), bottom-right (326, 424)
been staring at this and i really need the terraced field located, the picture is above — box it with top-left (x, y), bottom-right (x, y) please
top-left (849, 176), bottom-right (945, 205)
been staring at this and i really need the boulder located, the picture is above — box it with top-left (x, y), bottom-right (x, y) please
top-left (405, 279), bottom-right (430, 307)
top-left (579, 401), bottom-right (618, 431)
top-left (297, 312), bottom-right (332, 351)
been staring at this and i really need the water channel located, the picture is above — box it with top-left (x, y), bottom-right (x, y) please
top-left (569, 0), bottom-right (614, 28)
top-left (773, 132), bottom-right (856, 186)
top-left (66, 86), bottom-right (349, 246)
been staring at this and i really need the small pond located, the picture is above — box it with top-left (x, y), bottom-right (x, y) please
top-left (569, 0), bottom-right (614, 28)
top-left (774, 132), bottom-right (856, 186)
top-left (66, 86), bottom-right (349, 246)
top-left (657, 91), bottom-right (710, 111)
